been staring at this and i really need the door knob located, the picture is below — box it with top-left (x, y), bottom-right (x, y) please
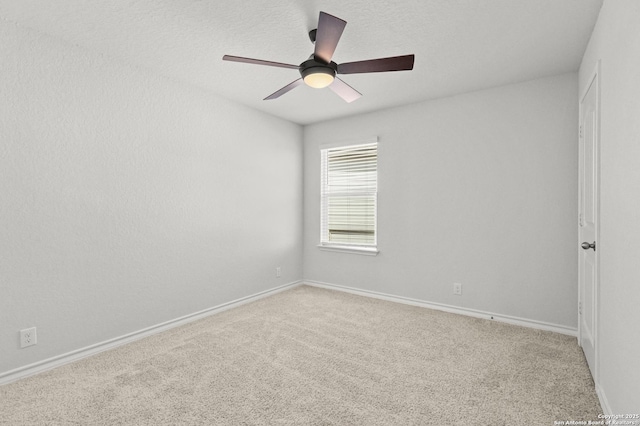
top-left (581, 241), bottom-right (596, 251)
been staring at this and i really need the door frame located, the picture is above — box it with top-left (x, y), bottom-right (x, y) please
top-left (578, 60), bottom-right (601, 383)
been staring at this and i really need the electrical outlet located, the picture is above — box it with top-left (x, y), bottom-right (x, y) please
top-left (276, 267), bottom-right (281, 278)
top-left (20, 327), bottom-right (37, 348)
top-left (453, 283), bottom-right (462, 296)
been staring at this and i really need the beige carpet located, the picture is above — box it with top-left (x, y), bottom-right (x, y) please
top-left (0, 285), bottom-right (601, 425)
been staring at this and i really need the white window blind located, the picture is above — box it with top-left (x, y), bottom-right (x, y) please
top-left (320, 142), bottom-right (377, 247)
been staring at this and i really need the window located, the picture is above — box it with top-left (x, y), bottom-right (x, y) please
top-left (320, 141), bottom-right (378, 254)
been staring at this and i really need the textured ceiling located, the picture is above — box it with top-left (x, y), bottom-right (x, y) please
top-left (0, 0), bottom-right (603, 125)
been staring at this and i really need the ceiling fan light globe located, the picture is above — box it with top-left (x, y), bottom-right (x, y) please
top-left (303, 72), bottom-right (335, 89)
top-left (300, 64), bottom-right (336, 89)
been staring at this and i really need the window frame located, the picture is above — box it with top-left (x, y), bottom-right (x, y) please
top-left (318, 138), bottom-right (379, 256)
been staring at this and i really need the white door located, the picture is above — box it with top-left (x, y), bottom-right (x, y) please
top-left (578, 64), bottom-right (599, 379)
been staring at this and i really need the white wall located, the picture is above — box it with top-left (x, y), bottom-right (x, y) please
top-left (579, 0), bottom-right (640, 413)
top-left (304, 73), bottom-right (579, 330)
top-left (0, 20), bottom-right (303, 375)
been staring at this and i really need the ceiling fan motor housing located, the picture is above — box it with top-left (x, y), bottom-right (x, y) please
top-left (299, 56), bottom-right (338, 80)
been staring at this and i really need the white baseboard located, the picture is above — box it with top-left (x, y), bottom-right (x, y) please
top-left (596, 383), bottom-right (612, 415)
top-left (0, 279), bottom-right (581, 387)
top-left (0, 280), bottom-right (302, 386)
top-left (304, 280), bottom-right (578, 337)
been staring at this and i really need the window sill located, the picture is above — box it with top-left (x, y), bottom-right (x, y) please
top-left (317, 244), bottom-right (379, 256)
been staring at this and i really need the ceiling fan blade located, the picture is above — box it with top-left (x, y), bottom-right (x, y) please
top-left (338, 54), bottom-right (415, 74)
top-left (329, 78), bottom-right (362, 103)
top-left (264, 78), bottom-right (304, 100)
top-left (222, 55), bottom-right (299, 70)
top-left (314, 12), bottom-right (347, 64)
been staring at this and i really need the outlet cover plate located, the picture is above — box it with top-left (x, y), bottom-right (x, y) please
top-left (20, 327), bottom-right (37, 348)
top-left (453, 283), bottom-right (462, 296)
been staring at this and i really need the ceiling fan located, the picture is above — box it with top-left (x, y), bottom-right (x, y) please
top-left (222, 11), bottom-right (415, 103)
